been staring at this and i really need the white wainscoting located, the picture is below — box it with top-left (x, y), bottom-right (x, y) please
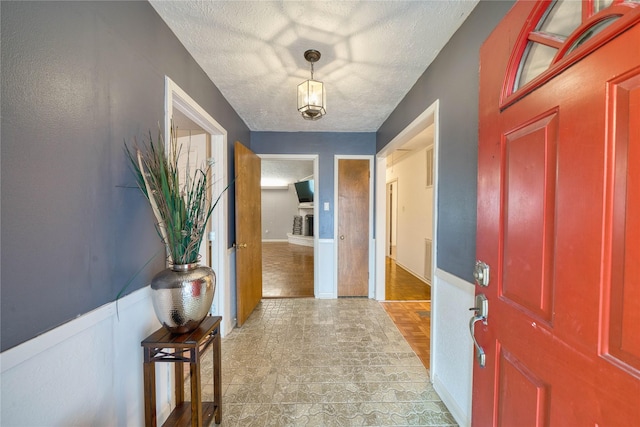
top-left (431, 268), bottom-right (475, 427)
top-left (0, 287), bottom-right (174, 426)
top-left (316, 238), bottom-right (335, 298)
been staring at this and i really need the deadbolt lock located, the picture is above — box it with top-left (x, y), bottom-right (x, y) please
top-left (473, 260), bottom-right (490, 287)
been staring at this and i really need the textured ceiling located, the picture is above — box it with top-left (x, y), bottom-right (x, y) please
top-left (150, 0), bottom-right (479, 132)
top-left (261, 159), bottom-right (314, 187)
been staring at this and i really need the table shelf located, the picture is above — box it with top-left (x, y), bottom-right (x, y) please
top-left (162, 401), bottom-right (217, 426)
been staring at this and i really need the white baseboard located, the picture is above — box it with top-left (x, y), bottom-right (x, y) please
top-left (395, 259), bottom-right (430, 285)
top-left (286, 233), bottom-right (314, 247)
top-left (316, 292), bottom-right (335, 299)
top-left (433, 374), bottom-right (470, 427)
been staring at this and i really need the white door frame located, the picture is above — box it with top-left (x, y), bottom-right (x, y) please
top-left (334, 155), bottom-right (375, 298)
top-left (258, 154), bottom-right (320, 297)
top-left (386, 178), bottom-right (399, 259)
top-left (374, 99), bottom-right (440, 367)
top-left (375, 100), bottom-right (439, 300)
top-left (164, 76), bottom-right (232, 336)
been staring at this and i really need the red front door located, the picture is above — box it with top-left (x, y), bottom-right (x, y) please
top-left (475, 1), bottom-right (640, 425)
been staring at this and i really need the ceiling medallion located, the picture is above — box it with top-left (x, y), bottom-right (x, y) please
top-left (297, 49), bottom-right (326, 121)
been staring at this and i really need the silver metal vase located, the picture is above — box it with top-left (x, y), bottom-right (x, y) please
top-left (150, 263), bottom-right (215, 334)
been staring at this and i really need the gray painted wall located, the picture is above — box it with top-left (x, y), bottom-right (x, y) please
top-left (250, 132), bottom-right (376, 239)
top-left (1, 1), bottom-right (249, 351)
top-left (377, 0), bottom-right (516, 282)
top-left (2, 0), bottom-right (515, 351)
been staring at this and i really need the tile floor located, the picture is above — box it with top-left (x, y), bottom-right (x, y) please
top-left (193, 298), bottom-right (457, 426)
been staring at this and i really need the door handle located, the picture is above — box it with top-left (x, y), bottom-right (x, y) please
top-left (469, 293), bottom-right (488, 368)
top-left (233, 243), bottom-right (247, 249)
top-left (340, 235), bottom-right (345, 240)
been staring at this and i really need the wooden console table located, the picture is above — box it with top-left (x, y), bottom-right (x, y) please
top-left (141, 316), bottom-right (222, 427)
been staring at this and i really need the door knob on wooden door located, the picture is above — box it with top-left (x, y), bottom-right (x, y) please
top-left (233, 242), bottom-right (247, 249)
top-left (340, 235), bottom-right (345, 240)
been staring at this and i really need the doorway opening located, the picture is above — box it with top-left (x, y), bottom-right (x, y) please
top-left (259, 155), bottom-right (319, 298)
top-left (375, 100), bottom-right (439, 370)
top-left (164, 77), bottom-right (231, 335)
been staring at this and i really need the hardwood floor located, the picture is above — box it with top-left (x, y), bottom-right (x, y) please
top-left (261, 244), bottom-right (432, 369)
top-left (262, 241), bottom-right (314, 298)
top-left (383, 257), bottom-right (431, 369)
top-left (385, 256), bottom-right (431, 300)
top-left (381, 301), bottom-right (431, 369)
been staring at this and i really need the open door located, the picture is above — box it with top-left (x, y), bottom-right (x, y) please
top-left (234, 141), bottom-right (262, 326)
top-left (474, 2), bottom-right (640, 425)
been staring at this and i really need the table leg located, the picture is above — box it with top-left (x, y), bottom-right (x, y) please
top-left (190, 348), bottom-right (202, 427)
top-left (213, 331), bottom-right (222, 424)
top-left (143, 350), bottom-right (156, 427)
top-left (175, 349), bottom-right (184, 405)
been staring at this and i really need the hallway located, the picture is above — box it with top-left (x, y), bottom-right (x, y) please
top-left (382, 257), bottom-right (432, 369)
top-left (262, 244), bottom-right (433, 369)
top-left (194, 299), bottom-right (456, 426)
top-left (385, 257), bottom-right (431, 300)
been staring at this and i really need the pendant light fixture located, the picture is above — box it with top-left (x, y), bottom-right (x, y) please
top-left (297, 49), bottom-right (326, 120)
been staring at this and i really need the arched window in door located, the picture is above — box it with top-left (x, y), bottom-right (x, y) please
top-left (502, 0), bottom-right (640, 107)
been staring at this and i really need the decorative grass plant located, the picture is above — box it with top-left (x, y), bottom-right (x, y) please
top-left (125, 126), bottom-right (225, 266)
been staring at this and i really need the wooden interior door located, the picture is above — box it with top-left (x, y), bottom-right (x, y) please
top-left (475, 2), bottom-right (640, 425)
top-left (337, 158), bottom-right (370, 296)
top-left (234, 141), bottom-right (262, 326)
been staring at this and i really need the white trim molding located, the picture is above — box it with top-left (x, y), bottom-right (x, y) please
top-left (375, 100), bottom-right (439, 301)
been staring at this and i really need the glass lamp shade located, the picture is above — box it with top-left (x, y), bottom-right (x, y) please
top-left (297, 79), bottom-right (326, 120)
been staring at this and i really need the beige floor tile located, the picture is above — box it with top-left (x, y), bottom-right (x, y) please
top-left (188, 298), bottom-right (457, 426)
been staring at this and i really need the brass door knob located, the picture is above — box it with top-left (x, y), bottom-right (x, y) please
top-left (340, 235), bottom-right (345, 240)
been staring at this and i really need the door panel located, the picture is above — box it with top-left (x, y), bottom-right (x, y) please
top-left (497, 348), bottom-right (547, 427)
top-left (234, 141), bottom-right (262, 326)
top-left (475, 2), bottom-right (640, 425)
top-left (337, 159), bottom-right (369, 297)
top-left (607, 71), bottom-right (640, 371)
top-left (502, 111), bottom-right (557, 324)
